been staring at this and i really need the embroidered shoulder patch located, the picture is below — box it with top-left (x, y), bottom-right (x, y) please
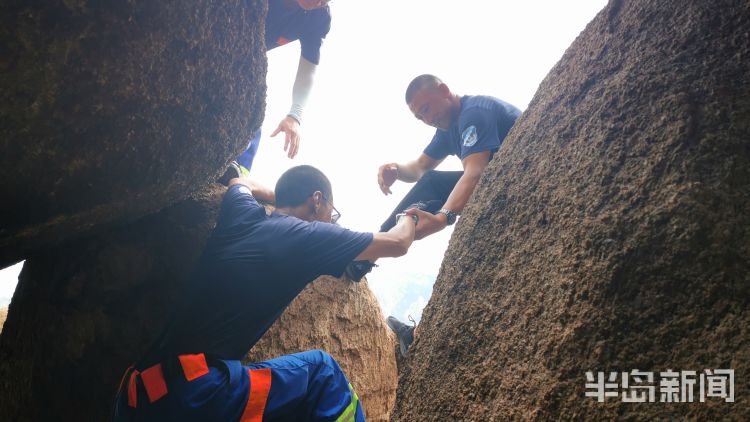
top-left (462, 125), bottom-right (478, 147)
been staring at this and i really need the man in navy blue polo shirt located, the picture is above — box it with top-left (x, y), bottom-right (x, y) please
top-left (376, 74), bottom-right (522, 238)
top-left (352, 74), bottom-right (522, 354)
top-left (345, 74), bottom-right (522, 355)
top-left (346, 75), bottom-right (521, 281)
top-left (236, 0), bottom-right (332, 174)
top-left (347, 74), bottom-right (520, 280)
top-left (114, 165), bottom-right (426, 421)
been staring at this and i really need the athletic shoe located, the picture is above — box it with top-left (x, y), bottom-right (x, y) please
top-left (217, 161), bottom-right (242, 186)
top-left (344, 260), bottom-right (376, 282)
top-left (387, 315), bottom-right (416, 358)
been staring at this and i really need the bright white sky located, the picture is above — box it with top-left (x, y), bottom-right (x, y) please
top-left (0, 1), bottom-right (607, 318)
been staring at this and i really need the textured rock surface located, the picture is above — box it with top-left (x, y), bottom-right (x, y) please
top-left (246, 276), bottom-right (398, 422)
top-left (0, 1), bottom-right (266, 267)
top-left (0, 186), bottom-right (224, 421)
top-left (0, 307), bottom-right (6, 333)
top-left (393, 0), bottom-right (750, 420)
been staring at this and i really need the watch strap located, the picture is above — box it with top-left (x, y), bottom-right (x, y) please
top-left (438, 208), bottom-right (457, 225)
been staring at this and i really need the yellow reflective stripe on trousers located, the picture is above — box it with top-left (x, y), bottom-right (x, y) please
top-left (335, 383), bottom-right (359, 422)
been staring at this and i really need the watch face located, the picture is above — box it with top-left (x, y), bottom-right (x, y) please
top-left (440, 209), bottom-right (456, 225)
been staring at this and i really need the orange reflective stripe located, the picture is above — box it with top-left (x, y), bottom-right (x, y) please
top-left (240, 368), bottom-right (272, 422)
top-left (178, 353), bottom-right (210, 381)
top-left (277, 36), bottom-right (290, 46)
top-left (127, 369), bottom-right (139, 408)
top-left (141, 364), bottom-right (168, 403)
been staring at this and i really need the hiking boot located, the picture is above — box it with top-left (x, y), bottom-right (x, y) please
top-left (217, 161), bottom-right (242, 186)
top-left (344, 260), bottom-right (376, 282)
top-left (387, 315), bottom-right (416, 358)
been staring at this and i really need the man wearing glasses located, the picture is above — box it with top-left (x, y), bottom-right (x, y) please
top-left (114, 165), bottom-right (424, 421)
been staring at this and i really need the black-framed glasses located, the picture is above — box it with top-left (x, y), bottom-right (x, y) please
top-left (321, 194), bottom-right (341, 224)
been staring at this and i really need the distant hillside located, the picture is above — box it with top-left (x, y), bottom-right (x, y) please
top-left (369, 271), bottom-right (434, 324)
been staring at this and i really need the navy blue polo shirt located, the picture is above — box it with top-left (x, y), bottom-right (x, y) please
top-left (424, 96), bottom-right (521, 161)
top-left (144, 184), bottom-right (372, 364)
top-left (266, 0), bottom-right (331, 65)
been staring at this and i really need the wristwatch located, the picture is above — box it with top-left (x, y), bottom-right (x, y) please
top-left (395, 212), bottom-right (419, 225)
top-left (437, 208), bottom-right (458, 225)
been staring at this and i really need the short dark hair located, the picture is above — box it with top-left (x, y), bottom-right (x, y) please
top-left (405, 74), bottom-right (443, 104)
top-left (275, 165), bottom-right (333, 208)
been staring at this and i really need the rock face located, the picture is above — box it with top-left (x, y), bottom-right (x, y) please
top-left (0, 1), bottom-right (397, 420)
top-left (0, 186), bottom-right (225, 421)
top-left (393, 1), bottom-right (750, 421)
top-left (246, 277), bottom-right (398, 422)
top-left (0, 1), bottom-right (266, 267)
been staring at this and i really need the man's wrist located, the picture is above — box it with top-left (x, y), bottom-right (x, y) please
top-left (286, 114), bottom-right (301, 125)
top-left (437, 208), bottom-right (458, 226)
top-left (395, 212), bottom-right (418, 225)
top-left (435, 211), bottom-right (448, 228)
top-left (287, 104), bottom-right (303, 124)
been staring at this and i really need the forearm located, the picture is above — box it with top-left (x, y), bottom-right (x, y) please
top-left (395, 160), bottom-right (426, 183)
top-left (288, 56), bottom-right (317, 124)
top-left (441, 171), bottom-right (482, 214)
top-left (442, 150), bottom-right (491, 213)
top-left (229, 178), bottom-right (275, 204)
top-left (355, 215), bottom-right (416, 261)
top-left (387, 214), bottom-right (417, 250)
top-left (408, 173), bottom-right (480, 240)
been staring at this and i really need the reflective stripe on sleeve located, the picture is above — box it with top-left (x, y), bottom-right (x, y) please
top-left (240, 368), bottom-right (272, 422)
top-left (140, 364), bottom-right (168, 403)
top-left (335, 383), bottom-right (359, 422)
top-left (178, 353), bottom-right (210, 381)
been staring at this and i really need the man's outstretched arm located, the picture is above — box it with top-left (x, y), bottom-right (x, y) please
top-left (413, 150), bottom-right (492, 239)
top-left (354, 208), bottom-right (430, 261)
top-left (377, 153), bottom-right (442, 195)
top-left (271, 56), bottom-right (318, 159)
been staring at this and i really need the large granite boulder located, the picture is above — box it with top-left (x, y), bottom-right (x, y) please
top-left (0, 1), bottom-right (266, 267)
top-left (246, 277), bottom-right (398, 422)
top-left (0, 186), bottom-right (225, 420)
top-left (393, 0), bottom-right (750, 420)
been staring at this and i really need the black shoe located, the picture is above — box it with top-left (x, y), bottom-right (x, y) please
top-left (217, 161), bottom-right (242, 186)
top-left (344, 260), bottom-right (376, 282)
top-left (386, 316), bottom-right (416, 357)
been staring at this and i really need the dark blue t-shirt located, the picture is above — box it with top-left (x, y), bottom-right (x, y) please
top-left (265, 0), bottom-right (331, 65)
top-left (146, 184), bottom-right (372, 363)
top-left (423, 95), bottom-right (521, 161)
